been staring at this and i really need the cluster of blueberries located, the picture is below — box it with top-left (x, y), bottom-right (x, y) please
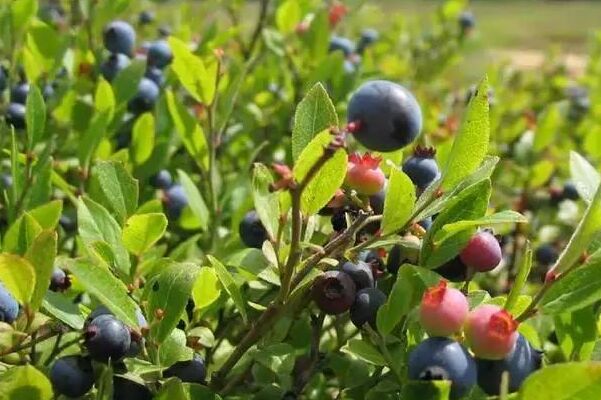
top-left (328, 28), bottom-right (379, 74)
top-left (149, 169), bottom-right (190, 221)
top-left (49, 306), bottom-right (206, 399)
top-left (100, 19), bottom-right (172, 115)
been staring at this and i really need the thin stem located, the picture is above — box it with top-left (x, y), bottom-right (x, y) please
top-left (0, 330), bottom-right (59, 357)
top-left (515, 279), bottom-right (553, 322)
top-left (246, 0), bottom-right (270, 60)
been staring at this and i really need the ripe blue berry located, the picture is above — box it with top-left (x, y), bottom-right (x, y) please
top-left (342, 260), bottom-right (374, 290)
top-left (562, 182), bottom-right (579, 201)
top-left (312, 270), bottom-right (356, 315)
top-left (128, 77), bottom-right (160, 114)
top-left (103, 21), bottom-right (136, 56)
top-left (59, 214), bottom-right (77, 233)
top-left (147, 40), bottom-right (173, 69)
top-left (408, 337), bottom-right (477, 400)
top-left (460, 231), bottom-right (502, 272)
top-left (164, 184), bottom-right (188, 220)
top-left (0, 283), bottom-right (19, 323)
top-left (350, 287), bottom-right (386, 328)
top-left (347, 80), bottom-right (422, 152)
top-left (113, 376), bottom-right (153, 400)
top-left (5, 103), bottom-right (26, 130)
top-left (145, 66), bottom-right (165, 87)
top-left (239, 210), bottom-right (268, 249)
top-left (357, 28), bottom-right (379, 54)
top-left (329, 36), bottom-right (355, 57)
top-left (0, 173), bottom-right (12, 189)
top-left (402, 147), bottom-right (440, 190)
top-left (458, 11), bottom-right (476, 31)
top-left (49, 267), bottom-right (71, 292)
top-left (476, 334), bottom-right (542, 395)
top-left (42, 83), bottom-right (55, 100)
top-left (418, 216), bottom-right (433, 231)
top-left (535, 244), bottom-right (558, 266)
top-left (10, 82), bottom-right (29, 105)
top-left (387, 245), bottom-right (404, 274)
top-left (164, 354), bottom-right (207, 384)
top-left (84, 314), bottom-right (131, 362)
top-left (150, 169), bottom-right (173, 189)
top-left (331, 210), bottom-right (348, 232)
top-left (50, 356), bottom-right (94, 398)
top-left (138, 10), bottom-right (155, 25)
top-left (100, 53), bottom-right (131, 82)
top-left (434, 256), bottom-right (469, 282)
top-left (0, 67), bottom-right (7, 92)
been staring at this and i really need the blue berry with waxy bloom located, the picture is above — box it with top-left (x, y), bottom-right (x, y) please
top-left (138, 10), bottom-right (155, 25)
top-left (10, 82), bottom-right (29, 105)
top-left (562, 182), bottom-right (579, 201)
top-left (5, 103), bottom-right (26, 130)
top-left (84, 314), bottom-right (132, 362)
top-left (535, 243), bottom-right (558, 266)
top-left (59, 214), bottom-right (77, 233)
top-left (103, 20), bottom-right (136, 56)
top-left (476, 334), bottom-right (542, 395)
top-left (350, 287), bottom-right (386, 328)
top-left (128, 77), bottom-right (160, 114)
top-left (408, 337), bottom-right (477, 400)
top-left (239, 210), bottom-right (268, 249)
top-left (163, 184), bottom-right (188, 220)
top-left (147, 40), bottom-right (173, 69)
top-left (347, 80), bottom-right (422, 152)
top-left (100, 53), bottom-right (131, 82)
top-left (0, 173), bottom-right (12, 189)
top-left (329, 36), bottom-right (355, 57)
top-left (357, 28), bottom-right (379, 53)
top-left (150, 169), bottom-right (173, 189)
top-left (145, 66), bottom-right (165, 87)
top-left (49, 267), bottom-right (71, 292)
top-left (458, 10), bottom-right (476, 31)
top-left (50, 356), bottom-right (94, 398)
top-left (164, 354), bottom-right (207, 384)
top-left (0, 283), bottom-right (18, 323)
top-left (434, 256), bottom-right (469, 282)
top-left (402, 147), bottom-right (440, 190)
top-left (341, 260), bottom-right (374, 290)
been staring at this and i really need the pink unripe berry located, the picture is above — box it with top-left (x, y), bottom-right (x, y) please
top-left (465, 305), bottom-right (518, 360)
top-left (419, 280), bottom-right (469, 337)
top-left (345, 153), bottom-right (386, 195)
top-left (460, 231), bottom-right (502, 272)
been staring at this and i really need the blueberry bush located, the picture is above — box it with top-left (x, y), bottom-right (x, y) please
top-left (0, 0), bottom-right (600, 399)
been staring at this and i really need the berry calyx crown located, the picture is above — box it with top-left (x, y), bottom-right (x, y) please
top-left (349, 153), bottom-right (382, 169)
top-left (488, 309), bottom-right (518, 338)
top-left (422, 280), bottom-right (448, 307)
top-left (413, 145), bottom-right (437, 159)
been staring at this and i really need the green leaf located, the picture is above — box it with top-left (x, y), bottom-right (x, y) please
top-left (555, 306), bottom-right (596, 361)
top-left (122, 213), bottom-right (167, 256)
top-left (570, 151), bottom-right (600, 204)
top-left (177, 170), bottom-right (209, 230)
top-left (441, 76), bottom-right (490, 190)
top-left (377, 265), bottom-right (440, 335)
top-left (533, 103), bottom-right (560, 152)
top-left (541, 254), bottom-right (601, 314)
top-left (401, 381), bottom-right (451, 400)
top-left (207, 255), bottom-right (248, 324)
top-left (155, 379), bottom-right (188, 400)
top-left (132, 113), bottom-right (155, 164)
top-left (340, 338), bottom-right (386, 366)
top-left (77, 197), bottom-right (131, 275)
top-left (433, 210), bottom-right (527, 245)
top-left (10, 0), bottom-right (38, 30)
top-left (25, 85), bottom-right (46, 148)
top-left (25, 230), bottom-right (57, 312)
top-left (96, 365), bottom-right (113, 400)
top-left (112, 60), bottom-right (146, 105)
top-left (2, 213), bottom-right (42, 255)
top-left (518, 362), bottom-right (601, 399)
top-left (158, 329), bottom-right (194, 367)
top-left (381, 167), bottom-right (416, 235)
top-left (146, 262), bottom-right (200, 343)
top-left (421, 180), bottom-right (492, 269)
top-left (252, 163), bottom-right (279, 239)
top-left (95, 78), bottom-right (115, 119)
top-left (28, 200), bottom-right (63, 229)
top-left (88, 161), bottom-right (139, 225)
top-left (276, 0), bottom-right (301, 33)
top-left (505, 241), bottom-right (532, 312)
top-left (0, 254), bottom-right (35, 304)
top-left (166, 90), bottom-right (209, 170)
top-left (65, 258), bottom-right (140, 327)
top-left (291, 83), bottom-right (338, 160)
top-left (0, 365), bottom-right (52, 400)
top-left (169, 37), bottom-right (215, 104)
top-left (192, 267), bottom-right (221, 310)
top-left (43, 291), bottom-right (85, 329)
top-left (293, 130), bottom-right (347, 215)
top-left (78, 110), bottom-right (111, 169)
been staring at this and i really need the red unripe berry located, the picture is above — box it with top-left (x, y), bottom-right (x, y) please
top-left (420, 280), bottom-right (469, 337)
top-left (328, 1), bottom-right (348, 27)
top-left (465, 305), bottom-right (518, 360)
top-left (345, 153), bottom-right (386, 195)
top-left (460, 231), bottom-right (502, 272)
